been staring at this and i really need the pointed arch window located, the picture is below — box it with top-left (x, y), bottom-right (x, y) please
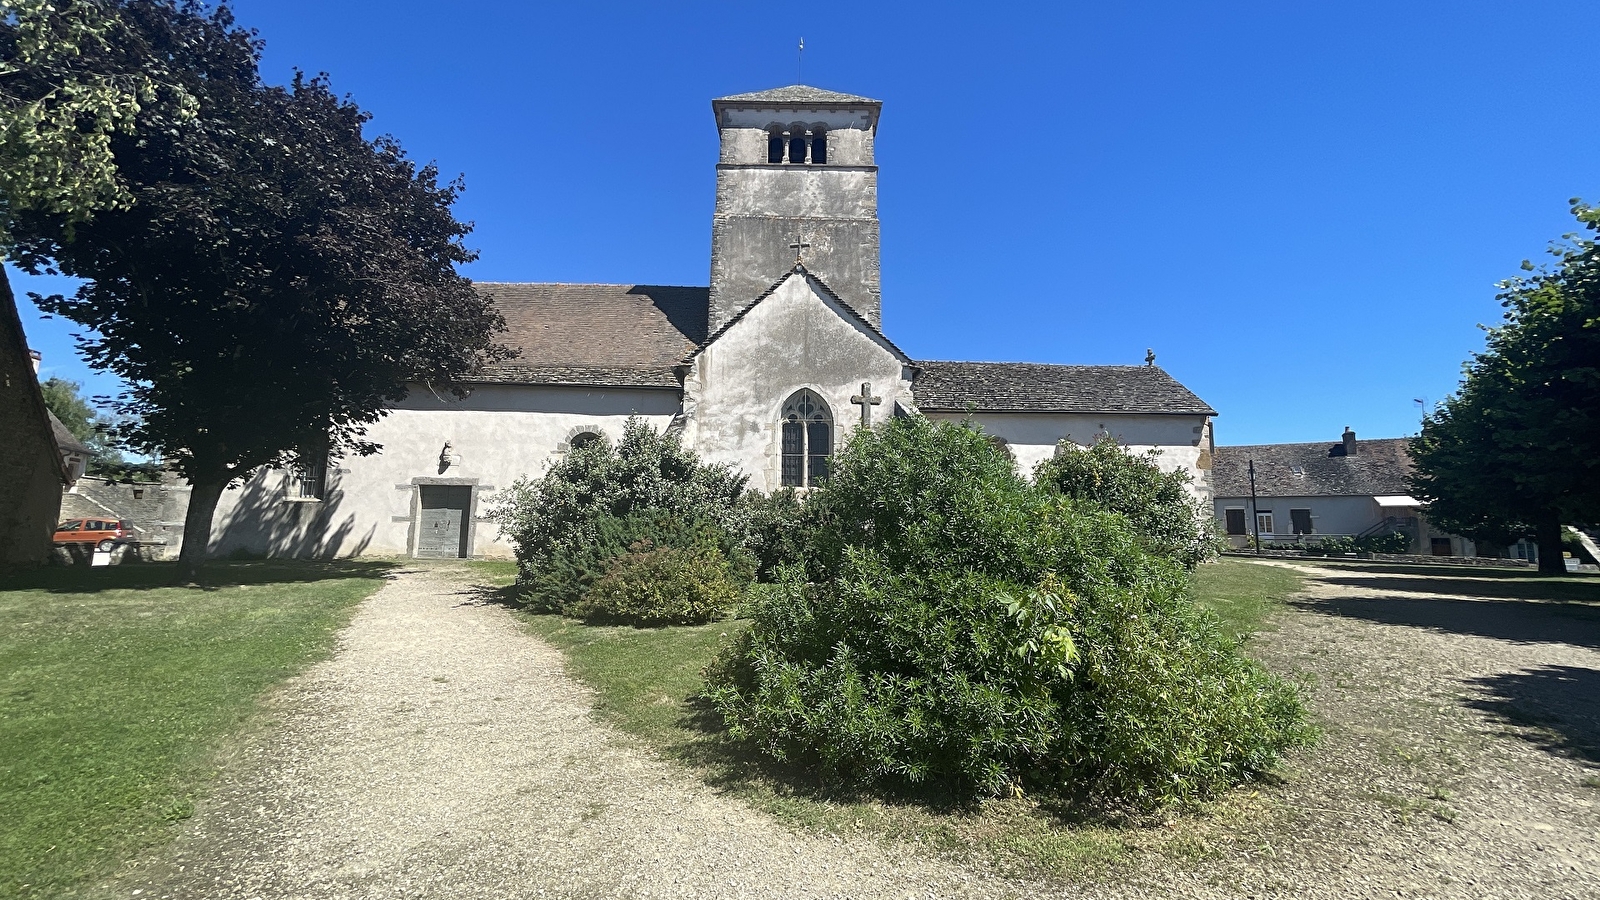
top-left (781, 389), bottom-right (833, 487)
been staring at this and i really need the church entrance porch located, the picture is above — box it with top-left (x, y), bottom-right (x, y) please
top-left (415, 484), bottom-right (471, 558)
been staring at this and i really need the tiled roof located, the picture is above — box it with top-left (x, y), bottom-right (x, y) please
top-left (911, 362), bottom-right (1216, 415)
top-left (1211, 438), bottom-right (1414, 498)
top-left (47, 410), bottom-right (92, 455)
top-left (714, 84), bottom-right (879, 105)
top-left (471, 283), bottom-right (707, 388)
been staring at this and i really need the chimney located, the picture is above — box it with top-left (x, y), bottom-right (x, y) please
top-left (29, 349), bottom-right (41, 375)
top-left (1342, 426), bottom-right (1356, 456)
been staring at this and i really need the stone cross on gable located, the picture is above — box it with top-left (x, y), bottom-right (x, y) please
top-left (789, 236), bottom-right (812, 264)
top-left (851, 382), bottom-right (882, 425)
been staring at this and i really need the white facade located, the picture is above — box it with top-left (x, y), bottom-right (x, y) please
top-left (211, 384), bottom-right (678, 559)
top-left (1213, 493), bottom-right (1474, 556)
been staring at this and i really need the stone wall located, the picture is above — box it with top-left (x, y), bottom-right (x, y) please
top-left (0, 283), bottom-right (65, 567)
top-left (709, 104), bottom-right (881, 331)
top-left (61, 476), bottom-right (192, 560)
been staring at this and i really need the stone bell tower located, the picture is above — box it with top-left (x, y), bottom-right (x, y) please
top-left (708, 85), bottom-right (882, 332)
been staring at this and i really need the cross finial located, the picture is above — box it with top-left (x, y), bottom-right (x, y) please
top-left (1145, 348), bottom-right (1156, 367)
top-left (789, 235), bottom-right (812, 265)
top-left (850, 382), bottom-right (882, 426)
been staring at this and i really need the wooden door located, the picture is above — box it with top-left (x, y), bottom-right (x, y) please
top-left (416, 485), bottom-right (472, 558)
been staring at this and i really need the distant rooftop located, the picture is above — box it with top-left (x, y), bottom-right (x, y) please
top-left (1212, 437), bottom-right (1414, 498)
top-left (713, 84), bottom-right (880, 106)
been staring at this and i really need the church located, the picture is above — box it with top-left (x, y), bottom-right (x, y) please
top-left (209, 85), bottom-right (1217, 560)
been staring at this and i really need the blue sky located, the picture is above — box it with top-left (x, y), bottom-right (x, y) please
top-left (13, 1), bottom-right (1599, 444)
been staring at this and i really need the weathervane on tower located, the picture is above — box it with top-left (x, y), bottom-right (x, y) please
top-left (798, 37), bottom-right (804, 83)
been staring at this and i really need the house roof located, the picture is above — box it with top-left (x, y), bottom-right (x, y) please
top-left (686, 265), bottom-right (911, 365)
top-left (47, 410), bottom-right (92, 455)
top-left (470, 283), bottom-right (707, 388)
top-left (713, 84), bottom-right (880, 106)
top-left (1211, 438), bottom-right (1415, 498)
top-left (911, 362), bottom-right (1217, 415)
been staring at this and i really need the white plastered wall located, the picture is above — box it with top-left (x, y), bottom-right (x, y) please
top-left (210, 383), bottom-right (681, 559)
top-left (925, 411), bottom-right (1213, 499)
top-left (681, 273), bottom-right (912, 493)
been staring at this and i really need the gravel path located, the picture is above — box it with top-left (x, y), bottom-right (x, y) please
top-left (110, 565), bottom-right (1037, 900)
top-left (1107, 561), bottom-right (1600, 900)
top-left (105, 561), bottom-right (1600, 900)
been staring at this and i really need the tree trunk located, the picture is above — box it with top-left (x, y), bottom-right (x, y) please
top-left (1535, 511), bottom-right (1567, 576)
top-left (177, 477), bottom-right (225, 581)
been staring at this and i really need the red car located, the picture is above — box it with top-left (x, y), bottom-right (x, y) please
top-left (53, 518), bottom-right (136, 552)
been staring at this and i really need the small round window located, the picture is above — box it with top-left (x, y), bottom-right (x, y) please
top-left (569, 431), bottom-right (603, 451)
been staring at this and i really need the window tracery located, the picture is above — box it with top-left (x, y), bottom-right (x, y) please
top-left (780, 389), bottom-right (833, 487)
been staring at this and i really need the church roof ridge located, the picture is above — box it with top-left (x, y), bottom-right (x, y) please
top-left (713, 84), bottom-right (881, 106)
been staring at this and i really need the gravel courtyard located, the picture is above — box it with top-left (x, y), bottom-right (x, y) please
top-left (105, 561), bottom-right (1599, 899)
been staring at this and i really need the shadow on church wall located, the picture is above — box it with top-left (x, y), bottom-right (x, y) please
top-left (211, 470), bottom-right (374, 560)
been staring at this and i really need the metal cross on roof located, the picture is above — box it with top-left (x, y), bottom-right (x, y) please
top-left (851, 382), bottom-right (882, 425)
top-left (789, 236), bottom-right (812, 264)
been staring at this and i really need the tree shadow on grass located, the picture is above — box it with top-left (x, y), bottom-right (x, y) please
top-left (1463, 665), bottom-right (1600, 767)
top-left (1292, 594), bottom-right (1600, 649)
top-left (0, 558), bottom-right (399, 594)
top-left (1313, 574), bottom-right (1600, 604)
top-left (1311, 562), bottom-right (1550, 580)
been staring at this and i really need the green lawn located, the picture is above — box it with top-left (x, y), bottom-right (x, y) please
top-left (0, 560), bottom-right (390, 899)
top-left (479, 558), bottom-right (1305, 878)
top-left (1191, 558), bottom-right (1307, 640)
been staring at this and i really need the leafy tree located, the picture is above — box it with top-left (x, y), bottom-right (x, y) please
top-left (8, 1), bottom-right (508, 577)
top-left (0, 0), bottom-right (179, 235)
top-left (1034, 434), bottom-right (1216, 570)
top-left (1411, 202), bottom-right (1600, 574)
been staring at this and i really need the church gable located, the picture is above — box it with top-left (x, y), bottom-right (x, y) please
top-left (680, 268), bottom-right (913, 492)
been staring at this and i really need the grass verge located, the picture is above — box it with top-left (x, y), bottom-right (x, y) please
top-left (1191, 558), bottom-right (1307, 641)
top-left (0, 559), bottom-right (390, 899)
top-left (476, 558), bottom-right (1304, 880)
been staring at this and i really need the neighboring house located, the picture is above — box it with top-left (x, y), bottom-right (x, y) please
top-left (0, 289), bottom-right (67, 567)
top-left (208, 83), bottom-right (1217, 561)
top-left (47, 409), bottom-right (92, 486)
top-left (1212, 427), bottom-right (1475, 556)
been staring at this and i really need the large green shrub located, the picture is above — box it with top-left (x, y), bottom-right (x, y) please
top-left (490, 418), bottom-right (752, 623)
top-left (740, 488), bottom-right (808, 580)
top-left (491, 417), bottom-right (748, 576)
top-left (704, 417), bottom-right (1310, 806)
top-left (524, 511), bottom-right (748, 615)
top-left (573, 542), bottom-right (742, 625)
top-left (1034, 434), bottom-right (1216, 570)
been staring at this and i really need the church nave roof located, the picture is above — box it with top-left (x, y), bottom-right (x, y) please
top-left (912, 361), bottom-right (1216, 416)
top-left (472, 283), bottom-right (707, 388)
